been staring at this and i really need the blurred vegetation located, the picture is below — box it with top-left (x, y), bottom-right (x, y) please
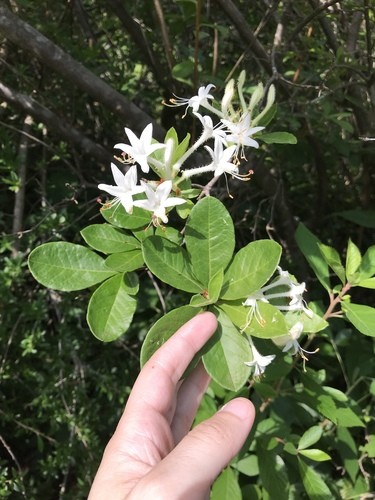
top-left (0, 0), bottom-right (374, 498)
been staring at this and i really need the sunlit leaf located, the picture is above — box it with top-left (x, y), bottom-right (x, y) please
top-left (221, 240), bottom-right (281, 300)
top-left (143, 236), bottom-right (202, 293)
top-left (87, 274), bottom-right (136, 342)
top-left (28, 242), bottom-right (116, 291)
top-left (202, 308), bottom-right (251, 391)
top-left (140, 306), bottom-right (201, 367)
top-left (298, 457), bottom-right (332, 499)
top-left (295, 223), bottom-right (331, 292)
top-left (80, 223), bottom-right (140, 254)
top-left (185, 197), bottom-right (235, 287)
top-left (342, 302), bottom-right (375, 337)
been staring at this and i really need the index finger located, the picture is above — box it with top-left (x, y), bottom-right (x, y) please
top-left (126, 311), bottom-right (217, 416)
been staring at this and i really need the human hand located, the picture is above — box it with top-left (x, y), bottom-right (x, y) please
top-left (88, 312), bottom-right (255, 499)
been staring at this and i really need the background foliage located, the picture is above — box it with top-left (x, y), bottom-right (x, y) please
top-left (0, 0), bottom-right (374, 498)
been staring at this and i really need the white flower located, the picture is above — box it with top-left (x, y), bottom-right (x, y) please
top-left (273, 321), bottom-right (304, 355)
top-left (244, 342), bottom-right (276, 377)
top-left (242, 290), bottom-right (269, 327)
top-left (245, 267), bottom-right (314, 320)
top-left (168, 84), bottom-right (216, 115)
top-left (114, 123), bottom-right (165, 174)
top-left (204, 140), bottom-right (238, 178)
top-left (98, 163), bottom-right (145, 214)
top-left (133, 180), bottom-right (186, 224)
top-left (221, 114), bottom-right (264, 158)
top-left (194, 113), bottom-right (228, 145)
top-left (273, 322), bottom-right (318, 369)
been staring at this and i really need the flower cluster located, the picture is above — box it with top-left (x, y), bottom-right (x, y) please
top-left (242, 267), bottom-right (316, 377)
top-left (98, 71), bottom-right (273, 225)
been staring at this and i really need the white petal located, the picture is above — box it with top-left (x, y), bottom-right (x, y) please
top-left (110, 163), bottom-right (126, 187)
top-left (119, 193), bottom-right (134, 213)
top-left (140, 123), bottom-right (153, 146)
top-left (133, 199), bottom-right (154, 211)
top-left (137, 156), bottom-right (150, 173)
top-left (155, 180), bottom-right (172, 202)
top-left (243, 137), bottom-right (260, 149)
top-left (98, 184), bottom-right (124, 197)
top-left (123, 165), bottom-right (138, 189)
top-left (163, 197), bottom-right (186, 208)
top-left (113, 142), bottom-right (127, 151)
top-left (141, 181), bottom-right (157, 206)
top-left (125, 127), bottom-right (140, 148)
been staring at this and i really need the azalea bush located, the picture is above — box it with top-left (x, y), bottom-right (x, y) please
top-left (27, 73), bottom-right (375, 497)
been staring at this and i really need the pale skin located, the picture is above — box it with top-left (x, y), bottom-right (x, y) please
top-left (88, 312), bottom-right (255, 499)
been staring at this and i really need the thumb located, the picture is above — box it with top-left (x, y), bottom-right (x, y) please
top-left (130, 398), bottom-right (255, 499)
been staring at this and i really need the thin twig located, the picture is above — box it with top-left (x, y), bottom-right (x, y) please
top-left (147, 269), bottom-right (166, 314)
top-left (0, 434), bottom-right (27, 497)
top-left (152, 0), bottom-right (175, 71)
top-left (0, 316), bottom-right (22, 378)
top-left (0, 409), bottom-right (57, 444)
top-left (323, 282), bottom-right (352, 320)
top-left (288, 0), bottom-right (340, 45)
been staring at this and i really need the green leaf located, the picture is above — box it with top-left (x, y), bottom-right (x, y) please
top-left (346, 239), bottom-right (362, 283)
top-left (142, 236), bottom-right (203, 293)
top-left (100, 204), bottom-right (150, 229)
top-left (335, 407), bottom-right (365, 428)
top-left (219, 301), bottom-right (288, 338)
top-left (260, 131), bottom-right (297, 144)
top-left (185, 197), bottom-right (235, 287)
top-left (316, 395), bottom-right (338, 424)
top-left (132, 225), bottom-right (154, 242)
top-left (357, 277), bottom-right (375, 289)
top-left (342, 302), bottom-right (375, 337)
top-left (358, 245), bottom-right (375, 280)
top-left (86, 274), bottom-right (137, 342)
top-left (235, 455), bottom-right (259, 477)
top-left (172, 59), bottom-right (194, 84)
top-left (155, 225), bottom-right (183, 245)
top-left (254, 103), bottom-right (277, 127)
top-left (221, 240), bottom-right (282, 300)
top-left (336, 427), bottom-right (358, 483)
top-left (361, 435), bottom-right (375, 458)
top-left (298, 426), bottom-right (323, 450)
top-left (211, 467), bottom-right (241, 500)
top-left (176, 198), bottom-right (194, 219)
top-left (284, 442), bottom-right (298, 455)
top-left (318, 243), bottom-right (345, 284)
top-left (208, 268), bottom-right (224, 302)
top-left (337, 209), bottom-right (375, 228)
top-left (28, 242), bottom-right (116, 291)
top-left (298, 449), bottom-right (331, 462)
top-left (202, 308), bottom-right (251, 391)
top-left (104, 249), bottom-right (144, 272)
top-left (189, 268), bottom-right (224, 307)
top-left (298, 457), bottom-right (332, 499)
top-left (140, 306), bottom-right (201, 367)
top-left (257, 447), bottom-right (289, 500)
top-left (295, 223), bottom-right (331, 292)
top-left (123, 272), bottom-right (139, 295)
top-left (80, 224), bottom-right (140, 254)
top-left (284, 310), bottom-right (328, 334)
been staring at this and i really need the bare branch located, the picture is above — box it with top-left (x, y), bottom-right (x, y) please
top-left (213, 0), bottom-right (273, 75)
top-left (106, 0), bottom-right (171, 90)
top-left (346, 10), bottom-right (363, 55)
top-left (306, 0), bottom-right (340, 53)
top-left (0, 80), bottom-right (113, 166)
top-left (152, 0), bottom-right (175, 72)
top-left (12, 114), bottom-right (32, 255)
top-left (0, 3), bottom-right (165, 138)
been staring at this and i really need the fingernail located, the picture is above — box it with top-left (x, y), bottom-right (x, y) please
top-left (219, 398), bottom-right (252, 420)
